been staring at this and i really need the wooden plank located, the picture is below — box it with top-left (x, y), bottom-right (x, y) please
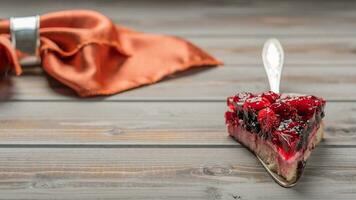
top-left (1, 1), bottom-right (354, 199)
top-left (0, 147), bottom-right (354, 199)
top-left (0, 102), bottom-right (354, 146)
top-left (195, 37), bottom-right (356, 65)
top-left (2, 65), bottom-right (356, 101)
top-left (1, 0), bottom-right (356, 36)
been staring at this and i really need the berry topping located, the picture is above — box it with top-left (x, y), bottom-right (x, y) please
top-left (270, 101), bottom-right (297, 119)
top-left (225, 111), bottom-right (238, 126)
top-left (261, 91), bottom-right (280, 103)
top-left (286, 95), bottom-right (325, 120)
top-left (225, 91), bottom-right (326, 157)
top-left (272, 119), bottom-right (302, 154)
top-left (227, 96), bottom-right (235, 112)
top-left (227, 92), bottom-right (255, 111)
top-left (243, 96), bottom-right (271, 111)
top-left (234, 92), bottom-right (254, 104)
top-left (257, 107), bottom-right (280, 134)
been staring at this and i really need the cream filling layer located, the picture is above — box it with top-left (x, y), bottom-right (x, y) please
top-left (228, 121), bottom-right (324, 182)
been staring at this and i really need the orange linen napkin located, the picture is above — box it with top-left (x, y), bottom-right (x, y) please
top-left (0, 10), bottom-right (221, 97)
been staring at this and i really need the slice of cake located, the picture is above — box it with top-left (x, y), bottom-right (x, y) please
top-left (225, 91), bottom-right (326, 182)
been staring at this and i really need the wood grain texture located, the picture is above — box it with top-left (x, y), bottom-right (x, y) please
top-left (197, 37), bottom-right (356, 65)
top-left (0, 102), bottom-right (353, 146)
top-left (0, 148), bottom-right (354, 200)
top-left (0, 0), bottom-right (355, 199)
top-left (1, 0), bottom-right (356, 36)
top-left (1, 65), bottom-right (355, 101)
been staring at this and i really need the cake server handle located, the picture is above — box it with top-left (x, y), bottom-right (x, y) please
top-left (262, 38), bottom-right (284, 94)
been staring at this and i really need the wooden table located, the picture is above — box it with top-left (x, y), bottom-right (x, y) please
top-left (0, 0), bottom-right (355, 199)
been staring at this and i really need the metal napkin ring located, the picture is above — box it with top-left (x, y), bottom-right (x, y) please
top-left (10, 15), bottom-right (40, 65)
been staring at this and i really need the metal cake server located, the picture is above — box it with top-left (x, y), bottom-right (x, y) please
top-left (262, 38), bottom-right (284, 94)
top-left (258, 38), bottom-right (304, 188)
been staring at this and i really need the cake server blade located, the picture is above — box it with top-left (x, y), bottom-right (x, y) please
top-left (256, 154), bottom-right (305, 188)
top-left (260, 38), bottom-right (304, 188)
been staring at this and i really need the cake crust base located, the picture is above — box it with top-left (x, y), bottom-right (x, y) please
top-left (228, 122), bottom-right (324, 182)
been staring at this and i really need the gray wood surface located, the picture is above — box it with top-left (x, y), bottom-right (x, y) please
top-left (1, 65), bottom-right (356, 101)
top-left (0, 102), bottom-right (354, 146)
top-left (0, 0), bottom-right (355, 199)
top-left (0, 148), bottom-right (354, 200)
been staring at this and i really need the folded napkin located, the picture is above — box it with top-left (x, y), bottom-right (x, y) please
top-left (0, 10), bottom-right (221, 97)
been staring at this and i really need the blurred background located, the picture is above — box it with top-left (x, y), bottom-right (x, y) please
top-left (1, 0), bottom-right (355, 99)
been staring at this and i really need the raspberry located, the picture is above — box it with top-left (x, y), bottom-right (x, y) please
top-left (234, 92), bottom-right (254, 104)
top-left (270, 101), bottom-right (297, 119)
top-left (225, 111), bottom-right (238, 125)
top-left (257, 107), bottom-right (279, 133)
top-left (227, 96), bottom-right (235, 112)
top-left (228, 93), bottom-right (255, 112)
top-left (243, 96), bottom-right (271, 111)
top-left (287, 96), bottom-right (320, 120)
top-left (261, 91), bottom-right (280, 103)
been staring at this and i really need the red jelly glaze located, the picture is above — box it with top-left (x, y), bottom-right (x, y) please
top-left (225, 111), bottom-right (238, 126)
top-left (243, 96), bottom-right (271, 111)
top-left (225, 91), bottom-right (326, 159)
top-left (257, 107), bottom-right (280, 134)
top-left (262, 91), bottom-right (280, 103)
